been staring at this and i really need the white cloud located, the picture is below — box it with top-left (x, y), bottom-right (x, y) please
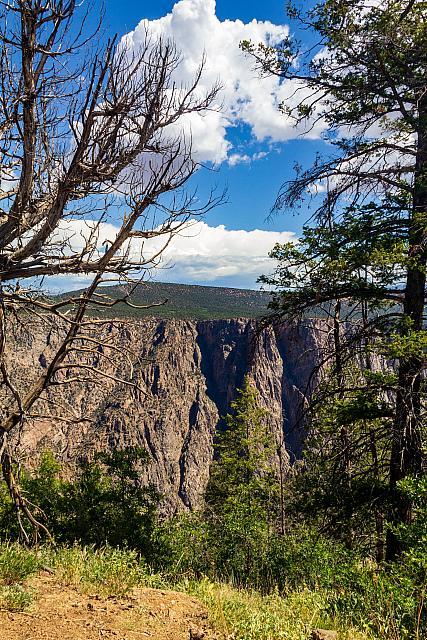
top-left (228, 151), bottom-right (269, 166)
top-left (154, 220), bottom-right (296, 281)
top-left (228, 153), bottom-right (251, 166)
top-left (44, 219), bottom-right (296, 291)
top-left (123, 0), bottom-right (324, 164)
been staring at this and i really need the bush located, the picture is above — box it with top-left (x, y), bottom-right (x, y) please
top-left (0, 584), bottom-right (33, 612)
top-left (45, 545), bottom-right (148, 597)
top-left (153, 511), bottom-right (213, 578)
top-left (0, 448), bottom-right (159, 557)
top-left (179, 578), bottom-right (338, 640)
top-left (156, 515), bottom-right (426, 640)
top-left (0, 543), bottom-right (39, 585)
top-left (156, 516), bottom-right (353, 593)
top-left (0, 432), bottom-right (423, 639)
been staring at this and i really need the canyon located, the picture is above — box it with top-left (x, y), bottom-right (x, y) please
top-left (9, 317), bottom-right (329, 514)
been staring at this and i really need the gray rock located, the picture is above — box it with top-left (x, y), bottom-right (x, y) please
top-left (7, 317), bottom-right (334, 512)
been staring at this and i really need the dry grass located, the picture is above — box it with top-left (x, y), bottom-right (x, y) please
top-left (177, 578), bottom-right (373, 640)
top-left (0, 544), bottom-right (375, 639)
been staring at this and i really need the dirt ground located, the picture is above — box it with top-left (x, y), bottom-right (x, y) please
top-left (0, 574), bottom-right (218, 640)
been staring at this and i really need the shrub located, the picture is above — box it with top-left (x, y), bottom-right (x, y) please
top-left (152, 511), bottom-right (212, 578)
top-left (0, 544), bottom-right (39, 585)
top-left (179, 578), bottom-right (339, 640)
top-left (0, 584), bottom-right (33, 612)
top-left (47, 545), bottom-right (147, 597)
top-left (0, 448), bottom-right (160, 556)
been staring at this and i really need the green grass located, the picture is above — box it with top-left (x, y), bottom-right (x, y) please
top-left (0, 543), bottom-right (39, 612)
top-left (0, 543), bottom-right (374, 639)
top-left (40, 545), bottom-right (147, 597)
top-left (179, 578), bottom-right (328, 640)
top-left (174, 578), bottom-right (372, 640)
top-left (0, 584), bottom-right (33, 611)
top-left (0, 543), bottom-right (39, 585)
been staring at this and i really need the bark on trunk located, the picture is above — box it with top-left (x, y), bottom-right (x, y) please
top-left (386, 102), bottom-right (426, 561)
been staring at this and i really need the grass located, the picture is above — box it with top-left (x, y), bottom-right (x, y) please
top-left (0, 543), bottom-right (39, 612)
top-left (0, 543), bottom-right (374, 639)
top-left (179, 578), bottom-right (328, 640)
top-left (0, 584), bottom-right (33, 611)
top-left (40, 545), bottom-right (147, 597)
top-left (0, 543), bottom-right (39, 585)
top-left (175, 578), bottom-right (372, 640)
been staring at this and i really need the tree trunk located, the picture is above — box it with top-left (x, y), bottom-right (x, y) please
top-left (386, 102), bottom-right (426, 561)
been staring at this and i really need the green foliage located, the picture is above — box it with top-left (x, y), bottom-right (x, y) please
top-left (153, 372), bottom-right (426, 638)
top-left (0, 543), bottom-right (38, 612)
top-left (42, 545), bottom-right (148, 597)
top-left (0, 533), bottom-right (424, 638)
top-left (204, 377), bottom-right (281, 585)
top-left (78, 282), bottom-right (271, 320)
top-left (0, 448), bottom-right (159, 555)
top-left (391, 477), bottom-right (427, 634)
top-left (59, 448), bottom-right (158, 551)
top-left (379, 328), bottom-right (427, 361)
top-left (152, 516), bottom-right (426, 639)
top-left (252, 0), bottom-right (426, 563)
top-left (260, 202), bottom-right (408, 317)
top-left (396, 477), bottom-right (427, 554)
top-left (182, 578), bottom-right (334, 640)
top-left (326, 566), bottom-right (418, 640)
top-left (0, 482), bottom-right (15, 538)
top-left (208, 377), bottom-right (279, 509)
top-left (153, 511), bottom-right (213, 578)
top-left (154, 380), bottom-right (283, 589)
top-left (0, 584), bottom-right (33, 612)
top-left (0, 543), bottom-right (39, 585)
top-left (287, 378), bottom-right (391, 552)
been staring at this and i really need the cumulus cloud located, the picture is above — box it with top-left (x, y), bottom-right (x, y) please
top-left (45, 219), bottom-right (296, 291)
top-left (123, 0), bottom-right (324, 164)
top-left (151, 220), bottom-right (296, 283)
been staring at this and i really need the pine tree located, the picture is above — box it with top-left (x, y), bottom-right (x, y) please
top-left (243, 0), bottom-right (426, 559)
top-left (206, 376), bottom-right (280, 582)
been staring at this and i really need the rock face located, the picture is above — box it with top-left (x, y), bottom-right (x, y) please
top-left (10, 317), bottom-right (327, 514)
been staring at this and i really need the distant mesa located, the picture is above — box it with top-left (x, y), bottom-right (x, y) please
top-left (67, 282), bottom-right (272, 320)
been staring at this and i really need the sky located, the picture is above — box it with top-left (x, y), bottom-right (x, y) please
top-left (61, 0), bottom-right (328, 290)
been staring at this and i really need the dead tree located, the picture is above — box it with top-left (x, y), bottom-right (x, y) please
top-left (0, 0), bottom-right (222, 541)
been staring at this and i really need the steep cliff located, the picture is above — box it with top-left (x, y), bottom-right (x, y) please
top-left (9, 317), bottom-right (327, 514)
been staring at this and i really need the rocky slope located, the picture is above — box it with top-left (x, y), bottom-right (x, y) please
top-left (9, 317), bottom-right (328, 514)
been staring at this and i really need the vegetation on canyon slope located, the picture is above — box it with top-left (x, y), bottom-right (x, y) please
top-left (0, 379), bottom-right (425, 638)
top-left (80, 282), bottom-right (272, 320)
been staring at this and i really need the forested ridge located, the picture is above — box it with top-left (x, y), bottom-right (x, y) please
top-left (67, 282), bottom-right (272, 320)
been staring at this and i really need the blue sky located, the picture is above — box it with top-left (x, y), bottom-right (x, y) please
top-left (99, 0), bottom-right (321, 233)
top-left (102, 1), bottom-right (291, 36)
top-left (70, 0), bottom-right (328, 290)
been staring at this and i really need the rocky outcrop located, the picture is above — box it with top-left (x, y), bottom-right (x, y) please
top-left (9, 317), bottom-right (328, 514)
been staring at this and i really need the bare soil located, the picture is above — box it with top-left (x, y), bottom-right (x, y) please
top-left (0, 574), bottom-right (218, 640)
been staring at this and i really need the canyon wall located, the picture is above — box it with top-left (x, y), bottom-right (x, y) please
top-left (9, 318), bottom-right (328, 514)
